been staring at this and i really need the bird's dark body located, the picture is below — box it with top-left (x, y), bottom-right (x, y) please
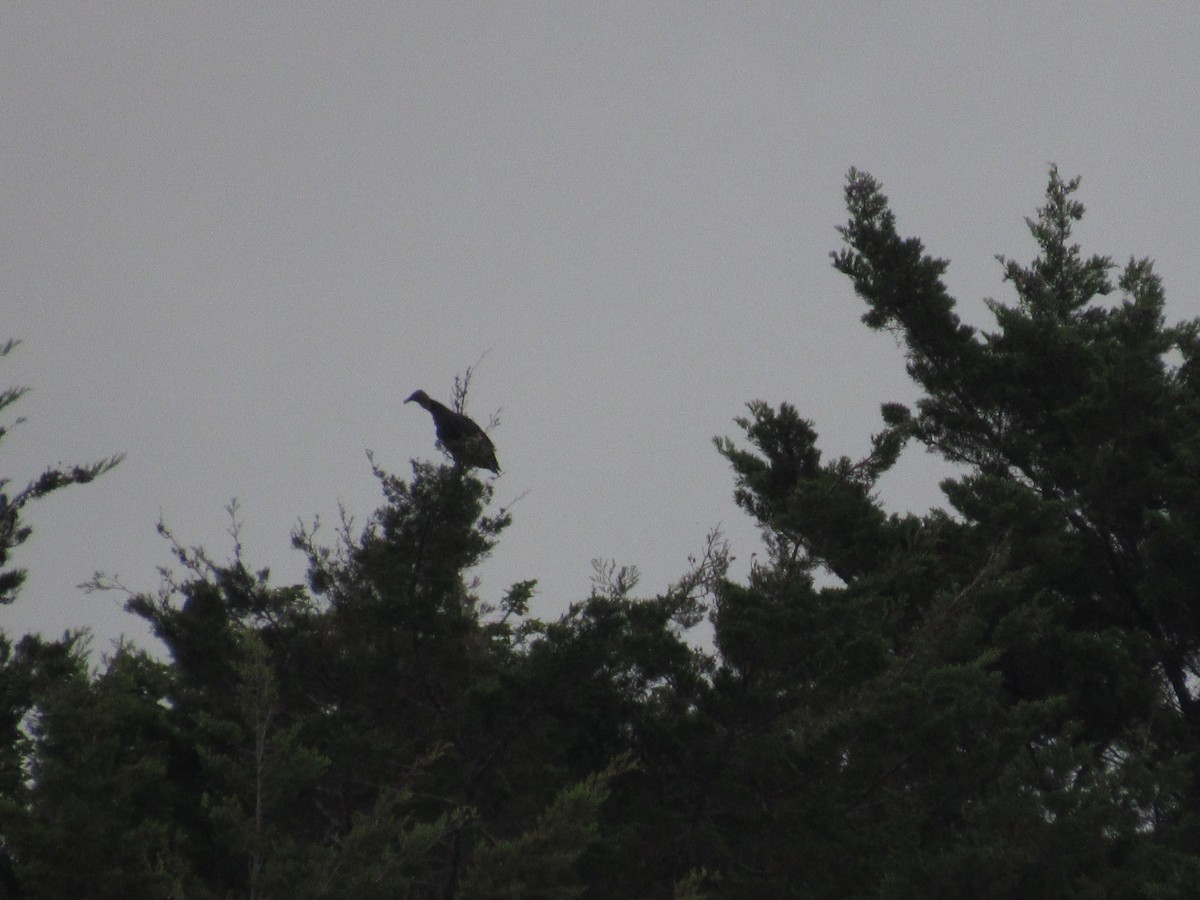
top-left (405, 389), bottom-right (500, 473)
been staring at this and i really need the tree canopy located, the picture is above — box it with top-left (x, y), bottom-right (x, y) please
top-left (3, 168), bottom-right (1199, 898)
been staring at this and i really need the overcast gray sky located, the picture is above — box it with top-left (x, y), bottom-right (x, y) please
top-left (3, 4), bottom-right (1198, 653)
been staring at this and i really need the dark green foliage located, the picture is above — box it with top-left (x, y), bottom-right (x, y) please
top-left (95, 459), bottom-right (631, 898)
top-left (2, 641), bottom-right (182, 899)
top-left (706, 167), bottom-right (1200, 896)
top-left (5, 168), bottom-right (1200, 897)
top-left (0, 340), bottom-right (124, 897)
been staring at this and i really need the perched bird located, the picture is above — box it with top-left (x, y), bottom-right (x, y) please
top-left (404, 389), bottom-right (500, 474)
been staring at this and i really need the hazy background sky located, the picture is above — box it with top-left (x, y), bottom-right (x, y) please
top-left (3, 4), bottom-right (1197, 654)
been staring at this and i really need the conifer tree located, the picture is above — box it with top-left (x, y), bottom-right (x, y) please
top-left (0, 339), bottom-right (123, 896)
top-left (114, 450), bottom-right (633, 898)
top-left (710, 167), bottom-right (1200, 896)
top-left (2, 644), bottom-right (183, 900)
top-left (7, 168), bottom-right (1200, 898)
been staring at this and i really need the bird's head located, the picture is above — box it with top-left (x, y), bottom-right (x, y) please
top-left (404, 389), bottom-right (430, 407)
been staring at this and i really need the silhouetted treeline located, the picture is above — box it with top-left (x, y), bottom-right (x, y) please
top-left (3, 169), bottom-right (1199, 898)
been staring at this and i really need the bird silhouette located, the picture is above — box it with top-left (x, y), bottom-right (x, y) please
top-left (405, 389), bottom-right (500, 474)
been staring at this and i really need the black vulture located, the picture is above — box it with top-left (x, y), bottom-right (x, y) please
top-left (404, 389), bottom-right (500, 474)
